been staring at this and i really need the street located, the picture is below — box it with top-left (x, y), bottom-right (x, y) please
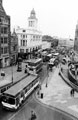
top-left (0, 63), bottom-right (77, 120)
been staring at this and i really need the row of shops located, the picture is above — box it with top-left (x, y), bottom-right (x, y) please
top-left (0, 54), bottom-right (18, 68)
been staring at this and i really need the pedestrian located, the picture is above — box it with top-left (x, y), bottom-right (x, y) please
top-left (46, 82), bottom-right (48, 87)
top-left (70, 89), bottom-right (75, 97)
top-left (30, 110), bottom-right (37, 120)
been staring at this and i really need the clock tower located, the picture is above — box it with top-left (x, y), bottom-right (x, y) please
top-left (28, 9), bottom-right (38, 30)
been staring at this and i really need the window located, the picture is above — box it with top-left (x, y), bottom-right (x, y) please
top-left (26, 40), bottom-right (27, 46)
top-left (1, 27), bottom-right (3, 34)
top-left (21, 40), bottom-right (22, 46)
top-left (8, 98), bottom-right (15, 105)
top-left (4, 47), bottom-right (8, 54)
top-left (0, 18), bottom-right (1, 22)
top-left (26, 49), bottom-right (28, 53)
top-left (23, 35), bottom-right (25, 38)
top-left (1, 38), bottom-right (3, 43)
top-left (13, 46), bottom-right (16, 51)
top-left (20, 49), bottom-right (24, 53)
top-left (4, 37), bottom-right (8, 43)
top-left (4, 27), bottom-right (8, 34)
top-left (1, 47), bottom-right (3, 54)
top-left (23, 40), bottom-right (25, 46)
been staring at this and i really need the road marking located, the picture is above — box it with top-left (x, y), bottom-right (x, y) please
top-left (68, 105), bottom-right (78, 112)
top-left (55, 99), bottom-right (67, 103)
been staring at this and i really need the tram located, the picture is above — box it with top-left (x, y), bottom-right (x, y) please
top-left (1, 75), bottom-right (40, 110)
top-left (26, 58), bottom-right (43, 75)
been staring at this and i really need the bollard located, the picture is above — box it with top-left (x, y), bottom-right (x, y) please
top-left (45, 82), bottom-right (48, 87)
top-left (41, 93), bottom-right (43, 99)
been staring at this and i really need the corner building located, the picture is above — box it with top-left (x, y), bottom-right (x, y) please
top-left (0, 0), bottom-right (11, 68)
top-left (16, 9), bottom-right (42, 59)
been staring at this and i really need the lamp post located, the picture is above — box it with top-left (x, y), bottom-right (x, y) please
top-left (11, 57), bottom-right (13, 83)
top-left (46, 64), bottom-right (49, 87)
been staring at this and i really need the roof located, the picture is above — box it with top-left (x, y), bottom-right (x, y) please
top-left (31, 8), bottom-right (35, 15)
top-left (28, 8), bottom-right (37, 20)
top-left (47, 54), bottom-right (52, 57)
top-left (27, 58), bottom-right (42, 64)
top-left (4, 75), bottom-right (37, 97)
top-left (53, 53), bottom-right (59, 56)
top-left (0, 2), bottom-right (6, 17)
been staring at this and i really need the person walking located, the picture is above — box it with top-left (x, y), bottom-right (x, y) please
top-left (70, 88), bottom-right (75, 97)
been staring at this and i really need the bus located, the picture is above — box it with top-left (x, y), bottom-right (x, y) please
top-left (1, 75), bottom-right (40, 110)
top-left (44, 54), bottom-right (52, 62)
top-left (48, 58), bottom-right (56, 70)
top-left (52, 53), bottom-right (59, 58)
top-left (26, 58), bottom-right (43, 75)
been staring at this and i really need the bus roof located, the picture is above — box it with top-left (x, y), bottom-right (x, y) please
top-left (53, 53), bottom-right (59, 56)
top-left (4, 75), bottom-right (37, 97)
top-left (47, 54), bottom-right (52, 57)
top-left (27, 58), bottom-right (42, 64)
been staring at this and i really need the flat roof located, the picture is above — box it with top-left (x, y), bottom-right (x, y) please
top-left (47, 54), bottom-right (52, 57)
top-left (4, 75), bottom-right (37, 97)
top-left (27, 58), bottom-right (42, 64)
top-left (53, 53), bottom-right (59, 55)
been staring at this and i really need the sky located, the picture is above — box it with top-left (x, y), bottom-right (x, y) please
top-left (3, 0), bottom-right (78, 39)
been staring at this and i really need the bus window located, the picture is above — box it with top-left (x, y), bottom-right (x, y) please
top-left (8, 98), bottom-right (15, 105)
top-left (2, 96), bottom-right (15, 105)
top-left (27, 86), bottom-right (30, 91)
top-left (16, 97), bottom-right (19, 106)
top-left (21, 92), bottom-right (24, 98)
top-left (25, 88), bottom-right (27, 93)
top-left (2, 96), bottom-right (7, 102)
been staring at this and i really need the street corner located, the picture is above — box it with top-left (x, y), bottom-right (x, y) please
top-left (36, 83), bottom-right (53, 105)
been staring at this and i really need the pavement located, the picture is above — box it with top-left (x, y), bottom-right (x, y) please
top-left (0, 63), bottom-right (27, 87)
top-left (37, 64), bottom-right (78, 119)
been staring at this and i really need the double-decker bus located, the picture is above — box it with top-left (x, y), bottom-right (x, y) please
top-left (1, 75), bottom-right (40, 110)
top-left (26, 58), bottom-right (43, 75)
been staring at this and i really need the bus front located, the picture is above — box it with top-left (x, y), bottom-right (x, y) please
top-left (1, 94), bottom-right (17, 110)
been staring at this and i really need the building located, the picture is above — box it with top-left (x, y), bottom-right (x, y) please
top-left (42, 41), bottom-right (51, 50)
top-left (74, 23), bottom-right (78, 52)
top-left (58, 38), bottom-right (74, 48)
top-left (0, 0), bottom-right (11, 68)
top-left (16, 9), bottom-right (42, 59)
top-left (10, 29), bottom-right (18, 65)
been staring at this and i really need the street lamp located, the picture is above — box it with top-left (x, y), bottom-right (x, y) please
top-left (46, 64), bottom-right (49, 87)
top-left (11, 57), bottom-right (13, 83)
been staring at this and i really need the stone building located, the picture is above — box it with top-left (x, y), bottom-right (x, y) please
top-left (16, 9), bottom-right (42, 59)
top-left (0, 0), bottom-right (11, 68)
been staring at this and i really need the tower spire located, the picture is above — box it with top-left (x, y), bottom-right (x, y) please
top-left (28, 9), bottom-right (38, 29)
